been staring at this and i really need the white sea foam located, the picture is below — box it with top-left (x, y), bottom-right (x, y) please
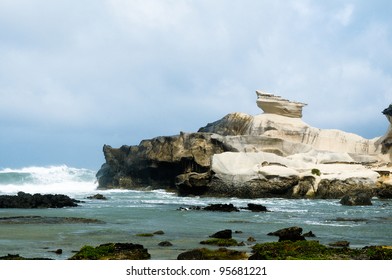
top-left (0, 165), bottom-right (97, 195)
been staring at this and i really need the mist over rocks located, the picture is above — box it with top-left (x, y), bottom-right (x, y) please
top-left (97, 90), bottom-right (392, 200)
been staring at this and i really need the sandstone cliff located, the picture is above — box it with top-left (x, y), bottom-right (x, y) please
top-left (97, 91), bottom-right (392, 199)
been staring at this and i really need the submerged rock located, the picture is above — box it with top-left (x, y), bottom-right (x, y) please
top-left (0, 216), bottom-right (104, 224)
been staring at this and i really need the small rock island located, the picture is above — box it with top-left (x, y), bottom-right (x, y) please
top-left (96, 90), bottom-right (392, 200)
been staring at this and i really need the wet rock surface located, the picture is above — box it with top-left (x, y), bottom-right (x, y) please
top-left (0, 192), bottom-right (80, 208)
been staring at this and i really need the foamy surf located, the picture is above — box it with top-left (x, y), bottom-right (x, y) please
top-left (0, 165), bottom-right (97, 195)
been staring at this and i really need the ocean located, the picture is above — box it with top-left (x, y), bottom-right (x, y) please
top-left (0, 165), bottom-right (391, 260)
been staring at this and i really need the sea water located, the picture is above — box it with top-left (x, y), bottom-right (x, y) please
top-left (0, 166), bottom-right (391, 260)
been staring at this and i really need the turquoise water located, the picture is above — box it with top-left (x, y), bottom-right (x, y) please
top-left (1, 166), bottom-right (392, 260)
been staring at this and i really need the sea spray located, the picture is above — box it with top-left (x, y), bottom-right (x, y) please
top-left (0, 165), bottom-right (97, 195)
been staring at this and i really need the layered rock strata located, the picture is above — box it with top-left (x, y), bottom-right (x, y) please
top-left (97, 91), bottom-right (392, 199)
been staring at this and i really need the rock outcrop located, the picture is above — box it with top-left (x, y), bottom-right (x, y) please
top-left (96, 90), bottom-right (392, 200)
top-left (256, 90), bottom-right (307, 118)
top-left (0, 192), bottom-right (80, 208)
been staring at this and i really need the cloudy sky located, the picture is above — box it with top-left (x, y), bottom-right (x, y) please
top-left (1, 0), bottom-right (391, 170)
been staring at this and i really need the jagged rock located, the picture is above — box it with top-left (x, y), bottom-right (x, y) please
top-left (210, 229), bottom-right (232, 239)
top-left (203, 203), bottom-right (239, 212)
top-left (256, 90), bottom-right (307, 118)
top-left (243, 203), bottom-right (268, 212)
top-left (97, 132), bottom-right (227, 190)
top-left (0, 192), bottom-right (79, 208)
top-left (267, 226), bottom-right (306, 242)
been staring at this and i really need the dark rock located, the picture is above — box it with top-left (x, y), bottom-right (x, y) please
top-left (210, 229), bottom-right (232, 239)
top-left (203, 203), bottom-right (239, 212)
top-left (243, 203), bottom-right (268, 212)
top-left (267, 226), bottom-right (305, 242)
top-left (96, 133), bottom-right (228, 190)
top-left (302, 231), bottom-right (316, 238)
top-left (153, 230), bottom-right (165, 235)
top-left (158, 241), bottom-right (173, 247)
top-left (329, 241), bottom-right (350, 247)
top-left (382, 104), bottom-right (392, 116)
top-left (333, 217), bottom-right (368, 222)
top-left (340, 192), bottom-right (373, 206)
top-left (376, 183), bottom-right (392, 199)
top-left (0, 192), bottom-right (79, 208)
top-left (86, 194), bottom-right (107, 200)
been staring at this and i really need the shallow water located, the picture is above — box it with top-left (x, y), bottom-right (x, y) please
top-left (1, 166), bottom-right (392, 260)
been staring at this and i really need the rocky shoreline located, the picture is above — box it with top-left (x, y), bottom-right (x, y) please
top-left (96, 91), bottom-right (392, 200)
top-left (2, 225), bottom-right (392, 260)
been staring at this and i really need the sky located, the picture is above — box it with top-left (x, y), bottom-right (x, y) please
top-left (1, 0), bottom-right (391, 170)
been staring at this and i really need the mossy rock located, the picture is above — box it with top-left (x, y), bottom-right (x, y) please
top-left (250, 241), bottom-right (392, 260)
top-left (200, 238), bottom-right (239, 247)
top-left (177, 248), bottom-right (248, 260)
top-left (69, 243), bottom-right (150, 260)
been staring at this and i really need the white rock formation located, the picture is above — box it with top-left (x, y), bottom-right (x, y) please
top-left (256, 90), bottom-right (307, 118)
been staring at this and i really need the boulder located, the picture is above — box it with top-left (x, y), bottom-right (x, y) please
top-left (340, 191), bottom-right (373, 206)
top-left (267, 226), bottom-right (306, 242)
top-left (209, 229), bottom-right (232, 239)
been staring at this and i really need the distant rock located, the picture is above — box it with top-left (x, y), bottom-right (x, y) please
top-left (242, 203), bottom-right (268, 212)
top-left (87, 194), bottom-right (107, 200)
top-left (158, 241), bottom-right (173, 247)
top-left (203, 204), bottom-right (239, 212)
top-left (0, 192), bottom-right (79, 208)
